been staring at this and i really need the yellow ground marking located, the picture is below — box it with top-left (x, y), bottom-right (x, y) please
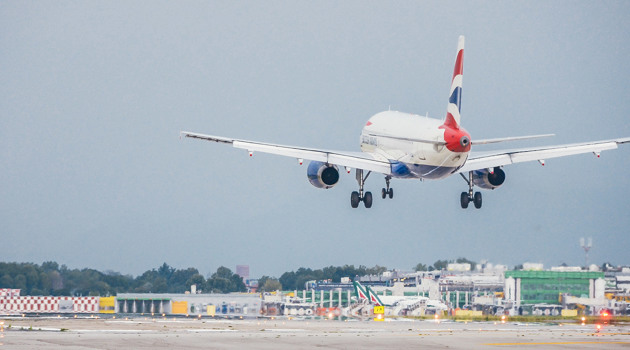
top-left (484, 341), bottom-right (630, 346)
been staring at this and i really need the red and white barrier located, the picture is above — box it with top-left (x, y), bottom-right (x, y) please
top-left (0, 296), bottom-right (99, 314)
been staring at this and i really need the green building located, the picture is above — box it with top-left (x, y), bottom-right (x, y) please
top-left (504, 270), bottom-right (605, 305)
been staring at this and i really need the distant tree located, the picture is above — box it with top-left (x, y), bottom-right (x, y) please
top-left (205, 266), bottom-right (245, 293)
top-left (513, 264), bottom-right (523, 270)
top-left (1, 274), bottom-right (13, 287)
top-left (151, 277), bottom-right (168, 293)
top-left (279, 265), bottom-right (388, 290)
top-left (14, 274), bottom-right (27, 291)
top-left (186, 273), bottom-right (206, 291)
top-left (365, 265), bottom-right (387, 275)
top-left (157, 263), bottom-right (174, 280)
top-left (41, 261), bottom-right (59, 272)
top-left (414, 263), bottom-right (428, 271)
top-left (279, 271), bottom-right (297, 290)
top-left (432, 260), bottom-right (449, 271)
top-left (257, 276), bottom-right (272, 290)
top-left (455, 257), bottom-right (477, 270)
top-left (39, 271), bottom-right (52, 294)
top-left (261, 279), bottom-right (282, 292)
top-left (168, 268), bottom-right (200, 293)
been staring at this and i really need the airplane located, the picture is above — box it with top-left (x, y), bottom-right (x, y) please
top-left (181, 36), bottom-right (630, 209)
top-left (353, 281), bottom-right (447, 312)
top-left (353, 280), bottom-right (370, 302)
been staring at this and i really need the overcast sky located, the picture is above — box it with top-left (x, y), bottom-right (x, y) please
top-left (2, 1), bottom-right (629, 278)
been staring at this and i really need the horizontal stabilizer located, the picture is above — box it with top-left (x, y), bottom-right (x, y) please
top-left (459, 137), bottom-right (630, 173)
top-left (365, 133), bottom-right (447, 145)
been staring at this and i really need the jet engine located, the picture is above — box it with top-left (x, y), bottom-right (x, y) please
top-left (307, 161), bottom-right (339, 189)
top-left (472, 167), bottom-right (505, 190)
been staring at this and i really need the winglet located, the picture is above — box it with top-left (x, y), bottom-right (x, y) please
top-left (444, 36), bottom-right (465, 129)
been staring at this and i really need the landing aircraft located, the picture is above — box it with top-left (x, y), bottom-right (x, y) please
top-left (182, 36), bottom-right (629, 209)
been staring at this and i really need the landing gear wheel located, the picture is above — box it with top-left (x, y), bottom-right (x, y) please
top-left (364, 192), bottom-right (373, 208)
top-left (473, 192), bottom-right (482, 209)
top-left (382, 176), bottom-right (393, 200)
top-left (351, 191), bottom-right (360, 208)
top-left (460, 192), bottom-right (470, 209)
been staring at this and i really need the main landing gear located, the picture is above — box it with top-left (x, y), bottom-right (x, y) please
top-left (460, 171), bottom-right (482, 209)
top-left (351, 169), bottom-right (373, 208)
top-left (381, 176), bottom-right (393, 199)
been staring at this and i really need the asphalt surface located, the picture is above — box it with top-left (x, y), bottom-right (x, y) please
top-left (1, 316), bottom-right (629, 349)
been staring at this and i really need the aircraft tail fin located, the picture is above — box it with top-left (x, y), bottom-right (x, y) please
top-left (365, 285), bottom-right (384, 306)
top-left (444, 35), bottom-right (465, 129)
top-left (353, 281), bottom-right (369, 301)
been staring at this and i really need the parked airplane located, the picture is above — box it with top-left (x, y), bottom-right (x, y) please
top-left (353, 281), bottom-right (447, 312)
top-left (353, 280), bottom-right (370, 302)
top-left (182, 36), bottom-right (629, 209)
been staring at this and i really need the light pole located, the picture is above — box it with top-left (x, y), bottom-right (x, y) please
top-left (579, 237), bottom-right (592, 269)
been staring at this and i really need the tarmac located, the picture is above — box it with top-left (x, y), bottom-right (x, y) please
top-left (1, 316), bottom-right (629, 349)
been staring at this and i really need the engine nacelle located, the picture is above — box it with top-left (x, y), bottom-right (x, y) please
top-left (307, 161), bottom-right (340, 189)
top-left (472, 167), bottom-right (506, 190)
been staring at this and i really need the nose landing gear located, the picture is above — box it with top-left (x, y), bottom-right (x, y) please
top-left (381, 176), bottom-right (394, 199)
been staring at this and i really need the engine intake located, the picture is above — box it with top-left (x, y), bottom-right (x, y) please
top-left (307, 161), bottom-right (339, 189)
top-left (472, 167), bottom-right (505, 190)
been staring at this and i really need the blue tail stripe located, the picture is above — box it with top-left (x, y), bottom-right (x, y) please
top-left (449, 87), bottom-right (462, 113)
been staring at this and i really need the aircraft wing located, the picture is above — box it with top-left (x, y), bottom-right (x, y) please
top-left (458, 137), bottom-right (630, 173)
top-left (181, 131), bottom-right (392, 174)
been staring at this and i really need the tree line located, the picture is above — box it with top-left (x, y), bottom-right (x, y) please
top-left (0, 259), bottom-right (479, 296)
top-left (0, 262), bottom-right (245, 297)
top-left (414, 257), bottom-right (477, 272)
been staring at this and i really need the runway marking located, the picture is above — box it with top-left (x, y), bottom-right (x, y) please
top-left (484, 341), bottom-right (630, 346)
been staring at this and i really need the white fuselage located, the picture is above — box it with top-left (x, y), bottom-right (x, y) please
top-left (360, 111), bottom-right (469, 180)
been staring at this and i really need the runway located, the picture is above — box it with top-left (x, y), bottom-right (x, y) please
top-left (1, 316), bottom-right (629, 349)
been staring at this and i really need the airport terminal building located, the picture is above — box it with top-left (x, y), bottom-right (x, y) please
top-left (1, 264), bottom-right (629, 317)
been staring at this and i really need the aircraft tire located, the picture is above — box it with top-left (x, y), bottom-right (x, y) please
top-left (460, 192), bottom-right (469, 209)
top-left (473, 192), bottom-right (482, 209)
top-left (364, 192), bottom-right (373, 208)
top-left (381, 188), bottom-right (387, 199)
top-left (389, 188), bottom-right (394, 199)
top-left (351, 191), bottom-right (360, 208)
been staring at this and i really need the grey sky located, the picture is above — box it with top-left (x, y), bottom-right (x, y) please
top-left (1, 1), bottom-right (629, 278)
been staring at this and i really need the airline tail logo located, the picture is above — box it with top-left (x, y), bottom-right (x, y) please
top-left (353, 281), bottom-right (384, 306)
top-left (445, 35), bottom-right (465, 129)
top-left (366, 285), bottom-right (384, 306)
top-left (353, 281), bottom-right (369, 301)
